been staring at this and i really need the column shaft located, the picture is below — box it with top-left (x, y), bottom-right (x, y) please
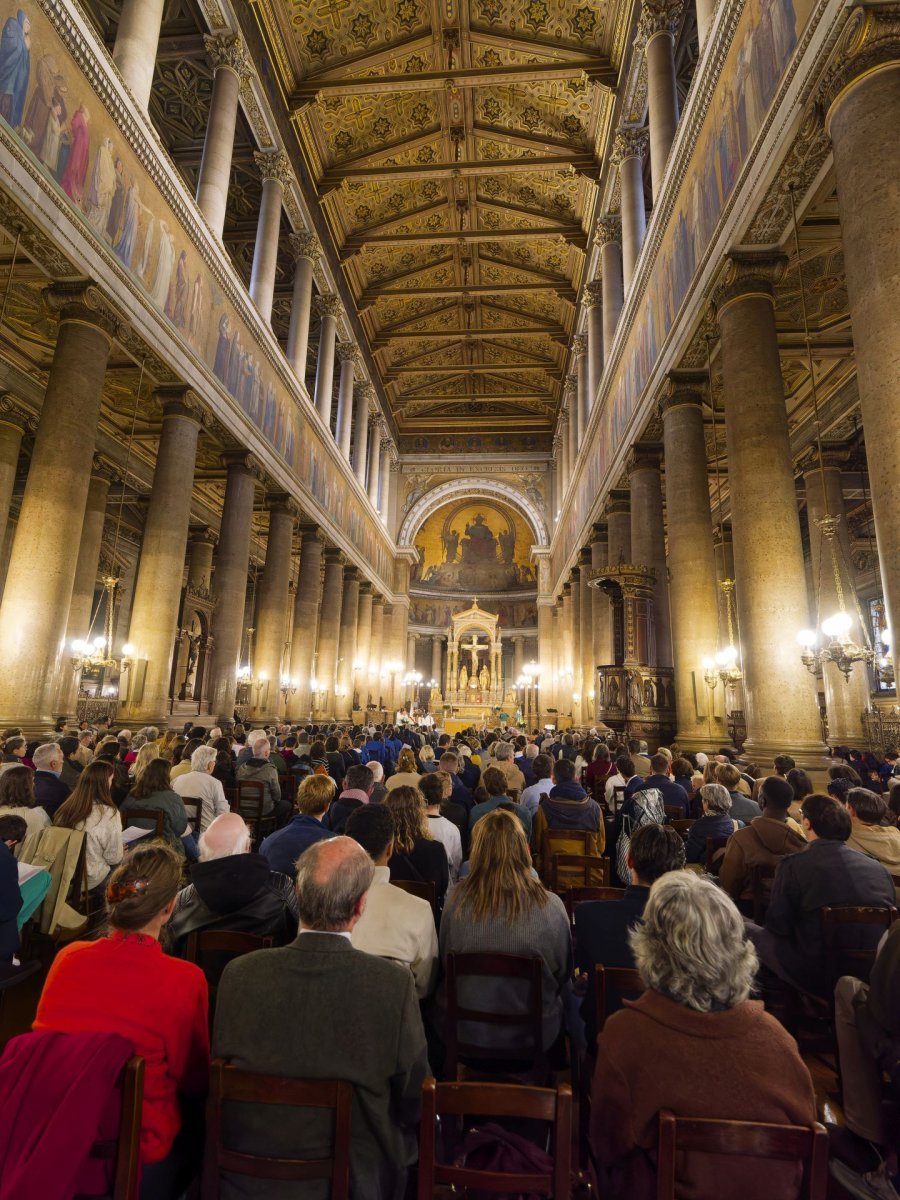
top-left (249, 498), bottom-right (296, 722)
top-left (538, 602), bottom-right (553, 718)
top-left (314, 297), bottom-right (341, 426)
top-left (646, 28), bottom-right (680, 197)
top-left (379, 440), bottom-right (392, 516)
top-left (0, 413), bottom-right (25, 552)
top-left (586, 294), bottom-right (604, 403)
top-left (716, 254), bottom-right (825, 763)
top-left (630, 452), bottom-right (672, 668)
top-left (827, 47), bottom-right (900, 658)
top-left (662, 390), bottom-right (726, 749)
top-left (431, 635), bottom-right (444, 686)
top-left (0, 300), bottom-right (111, 729)
top-left (249, 166), bottom-right (284, 322)
top-left (121, 394), bottom-right (202, 725)
top-left (336, 569), bottom-right (360, 720)
top-left (196, 46), bottom-right (244, 240)
top-left (208, 454), bottom-right (257, 722)
top-left (112, 0), bottom-right (165, 110)
top-left (597, 218), bottom-right (625, 355)
top-left (286, 237), bottom-right (318, 381)
top-left (316, 551), bottom-right (344, 714)
top-left (567, 387), bottom-right (578, 469)
top-left (186, 530), bottom-right (216, 592)
top-left (591, 527), bottom-right (612, 672)
top-left (615, 129), bottom-right (650, 291)
top-left (579, 554), bottom-right (594, 716)
top-left (369, 596), bottom-right (385, 703)
top-left (574, 343), bottom-right (589, 440)
top-left (335, 346), bottom-right (356, 460)
top-left (290, 526), bottom-right (324, 719)
top-left (353, 384), bottom-right (371, 486)
top-left (356, 584), bottom-right (374, 705)
top-left (368, 419), bottom-right (383, 507)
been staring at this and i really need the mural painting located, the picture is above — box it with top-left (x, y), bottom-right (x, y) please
top-left (410, 597), bottom-right (539, 628)
top-left (410, 499), bottom-right (536, 592)
top-left (0, 2), bottom-right (393, 585)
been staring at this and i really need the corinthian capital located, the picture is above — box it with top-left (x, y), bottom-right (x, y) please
top-left (564, 373), bottom-right (578, 397)
top-left (254, 149), bottom-right (293, 187)
top-left (594, 213), bottom-right (621, 248)
top-left (637, 0), bottom-right (684, 45)
top-left (817, 5), bottom-right (900, 127)
top-left (571, 333), bottom-right (588, 357)
top-left (314, 293), bottom-right (344, 321)
top-left (204, 32), bottom-right (254, 82)
top-left (288, 230), bottom-right (321, 263)
top-left (712, 250), bottom-right (788, 316)
top-left (612, 125), bottom-right (650, 166)
top-left (336, 341), bottom-right (361, 367)
top-left (584, 278), bottom-right (603, 309)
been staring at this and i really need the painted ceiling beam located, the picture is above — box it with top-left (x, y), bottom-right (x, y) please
top-left (322, 156), bottom-right (598, 189)
top-left (393, 393), bottom-right (554, 402)
top-left (385, 363), bottom-right (561, 374)
top-left (371, 327), bottom-right (566, 344)
top-left (342, 227), bottom-right (586, 254)
top-left (359, 282), bottom-right (576, 305)
top-left (293, 60), bottom-right (616, 103)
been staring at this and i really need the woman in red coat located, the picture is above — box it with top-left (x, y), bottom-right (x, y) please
top-left (34, 843), bottom-right (209, 1198)
top-left (590, 870), bottom-right (816, 1200)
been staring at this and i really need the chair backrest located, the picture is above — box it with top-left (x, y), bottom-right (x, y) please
top-left (663, 805), bottom-right (684, 821)
top-left (131, 808), bottom-right (166, 837)
top-left (705, 835), bottom-right (730, 872)
top-left (591, 779), bottom-right (607, 807)
top-left (671, 820), bottom-right (696, 838)
top-left (235, 780), bottom-right (266, 822)
top-left (445, 952), bottom-right (543, 1079)
top-left (612, 785), bottom-right (627, 814)
top-left (564, 885), bottom-right (626, 926)
top-left (550, 853), bottom-right (609, 893)
top-left (185, 930), bottom-right (274, 999)
top-left (73, 1055), bottom-right (145, 1200)
top-left (595, 964), bottom-right (645, 1035)
top-left (279, 774), bottom-right (297, 808)
top-left (655, 1109), bottom-right (829, 1200)
top-left (202, 1061), bottom-right (352, 1199)
top-left (390, 878), bottom-right (437, 913)
top-left (541, 828), bottom-right (592, 882)
top-left (418, 1077), bottom-right (572, 1198)
top-left (180, 796), bottom-right (206, 835)
top-left (750, 863), bottom-right (777, 925)
top-left (821, 905), bottom-right (898, 986)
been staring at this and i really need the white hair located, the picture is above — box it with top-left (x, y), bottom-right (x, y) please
top-left (525, 743), bottom-right (539, 759)
top-left (247, 729), bottom-right (267, 747)
top-left (631, 871), bottom-right (757, 1011)
top-left (199, 812), bottom-right (251, 861)
top-left (208, 727), bottom-right (222, 742)
top-left (33, 743), bottom-right (63, 770)
top-left (141, 726), bottom-right (159, 742)
top-left (368, 760), bottom-right (384, 782)
top-left (700, 782), bottom-right (732, 814)
top-left (493, 741), bottom-right (513, 761)
top-left (251, 737), bottom-right (270, 757)
top-left (191, 745), bottom-right (218, 773)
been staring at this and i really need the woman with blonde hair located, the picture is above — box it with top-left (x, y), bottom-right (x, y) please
top-left (384, 784), bottom-right (448, 909)
top-left (418, 744), bottom-right (436, 773)
top-left (590, 872), bottom-right (815, 1199)
top-left (437, 807), bottom-right (572, 1059)
top-left (130, 740), bottom-right (160, 782)
top-left (386, 747), bottom-right (421, 791)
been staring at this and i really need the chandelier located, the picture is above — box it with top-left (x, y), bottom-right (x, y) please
top-left (784, 185), bottom-right (875, 684)
top-left (71, 575), bottom-right (134, 674)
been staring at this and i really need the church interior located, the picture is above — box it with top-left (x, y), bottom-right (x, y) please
top-left (0, 0), bottom-right (898, 1194)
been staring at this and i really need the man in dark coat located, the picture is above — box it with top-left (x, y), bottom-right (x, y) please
top-left (32, 743), bottom-right (70, 818)
top-left (213, 836), bottom-right (429, 1200)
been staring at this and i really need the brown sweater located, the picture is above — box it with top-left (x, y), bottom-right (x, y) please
top-left (718, 815), bottom-right (807, 903)
top-left (590, 990), bottom-right (816, 1200)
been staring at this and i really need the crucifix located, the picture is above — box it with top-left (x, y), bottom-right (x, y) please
top-left (462, 635), bottom-right (484, 674)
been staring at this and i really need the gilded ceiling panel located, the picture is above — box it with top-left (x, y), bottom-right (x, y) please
top-left (316, 93), bottom-right (441, 162)
top-left (285, 0), bottom-right (431, 72)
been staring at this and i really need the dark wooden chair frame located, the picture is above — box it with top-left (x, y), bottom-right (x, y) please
top-left (444, 952), bottom-right (544, 1081)
top-left (594, 964), bottom-right (645, 1037)
top-left (549, 853), bottom-right (610, 894)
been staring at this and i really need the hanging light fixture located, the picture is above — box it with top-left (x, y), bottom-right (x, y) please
top-left (786, 186), bottom-right (875, 682)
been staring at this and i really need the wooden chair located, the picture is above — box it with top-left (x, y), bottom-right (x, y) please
top-left (279, 773), bottom-right (297, 810)
top-left (233, 780), bottom-right (276, 842)
top-left (821, 905), bottom-right (898, 988)
top-left (612, 785), bottom-right (627, 815)
top-left (185, 930), bottom-right (274, 1011)
top-left (655, 1109), bottom-right (829, 1200)
top-left (180, 796), bottom-right (206, 839)
top-left (417, 1077), bottom-right (572, 1199)
top-left (704, 836), bottom-right (730, 873)
top-left (127, 808), bottom-right (166, 838)
top-left (750, 863), bottom-right (777, 925)
top-left (202, 1061), bottom-right (352, 1200)
top-left (663, 805), bottom-right (684, 821)
top-left (445, 952), bottom-right (544, 1081)
top-left (594, 965), bottom-right (645, 1036)
top-left (0, 959), bottom-right (43, 1052)
top-left (550, 853), bottom-right (609, 894)
top-left (75, 1056), bottom-right (145, 1200)
top-left (671, 820), bottom-right (696, 839)
top-left (540, 828), bottom-right (593, 886)
top-left (390, 878), bottom-right (437, 916)
top-left (564, 886), bottom-right (626, 927)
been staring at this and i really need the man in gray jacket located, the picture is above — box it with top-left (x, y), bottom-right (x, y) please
top-left (213, 836), bottom-right (430, 1200)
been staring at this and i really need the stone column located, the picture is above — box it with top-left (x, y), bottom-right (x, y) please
top-left (208, 451), bottom-right (259, 722)
top-left (558, 417), bottom-right (570, 497)
top-left (250, 151), bottom-right (290, 323)
top-left (0, 286), bottom-right (114, 730)
top-left (120, 388), bottom-right (204, 726)
top-left (662, 373), bottom-right (727, 749)
top-left (379, 439), bottom-right (393, 517)
top-left (629, 443), bottom-right (673, 668)
top-left (316, 548), bottom-right (344, 714)
top-left (369, 594), bottom-right (385, 703)
top-left (537, 600), bottom-right (554, 718)
top-left (606, 488), bottom-right (632, 566)
top-left (823, 12), bottom-right (900, 658)
top-left (356, 583), bottom-right (374, 705)
top-left (613, 127), bottom-right (650, 291)
top-left (512, 635), bottom-right (525, 680)
top-left (560, 583), bottom-right (573, 711)
top-left (384, 460), bottom-right (400, 534)
top-left (571, 568), bottom-right (583, 718)
top-left (590, 523), bottom-right (611, 704)
top-left (368, 416), bottom-right (383, 507)
top-left (804, 456), bottom-right (870, 745)
top-left (248, 494), bottom-right (298, 723)
top-left (286, 233), bottom-right (320, 382)
top-left (112, 0), bottom-right (165, 110)
top-left (334, 343), bottom-right (359, 460)
top-left (57, 460), bottom-right (114, 717)
top-left (596, 215), bottom-right (624, 357)
top-left (336, 568), bottom-right (360, 720)
top-left (714, 251), bottom-right (825, 764)
top-left (572, 335), bottom-right (589, 441)
top-left (0, 397), bottom-right (30, 552)
top-left (186, 526), bottom-right (217, 593)
top-left (196, 34), bottom-right (252, 240)
top-left (566, 376), bottom-right (579, 469)
top-left (579, 547), bottom-right (594, 715)
top-left (584, 284), bottom-right (604, 405)
top-left (289, 524), bottom-right (324, 718)
top-left (313, 294), bottom-right (342, 427)
top-left (352, 382), bottom-right (373, 487)
top-left (391, 600), bottom-right (410, 711)
top-left (696, 0), bottom-right (716, 47)
top-left (640, 0), bottom-right (682, 199)
top-left (431, 635), bottom-right (444, 688)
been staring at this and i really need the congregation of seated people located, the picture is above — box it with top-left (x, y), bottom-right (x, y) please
top-left (1, 718), bottom-right (900, 1198)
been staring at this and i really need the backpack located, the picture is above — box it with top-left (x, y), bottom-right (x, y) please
top-left (458, 1122), bottom-right (556, 1200)
top-left (616, 787), bottom-right (665, 884)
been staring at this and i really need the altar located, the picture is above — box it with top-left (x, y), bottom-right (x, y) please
top-left (444, 599), bottom-right (504, 712)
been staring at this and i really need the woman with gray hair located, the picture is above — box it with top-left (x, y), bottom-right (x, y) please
top-left (685, 781), bottom-right (741, 866)
top-left (590, 871), bottom-right (816, 1199)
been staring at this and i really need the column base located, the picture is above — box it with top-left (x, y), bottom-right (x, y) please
top-left (0, 714), bottom-right (64, 739)
top-left (741, 735), bottom-right (829, 775)
top-left (674, 727), bottom-right (734, 756)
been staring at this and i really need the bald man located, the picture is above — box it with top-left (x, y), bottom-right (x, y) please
top-left (167, 812), bottom-right (298, 955)
top-left (214, 837), bottom-right (429, 1200)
